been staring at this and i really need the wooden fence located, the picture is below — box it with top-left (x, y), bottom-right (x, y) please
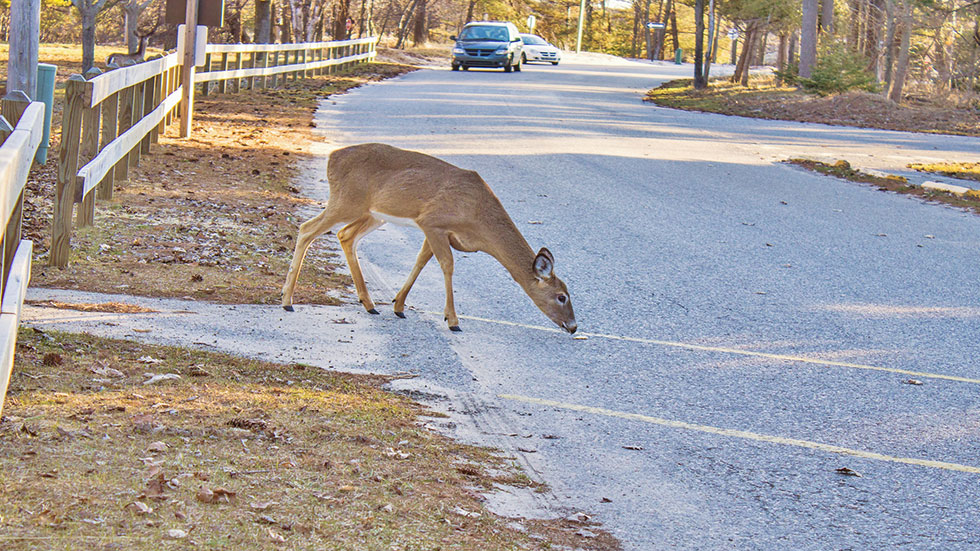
top-left (50, 36), bottom-right (378, 268)
top-left (0, 96), bottom-right (46, 417)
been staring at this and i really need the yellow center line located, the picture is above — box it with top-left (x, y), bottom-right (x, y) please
top-left (499, 394), bottom-right (980, 474)
top-left (435, 312), bottom-right (980, 385)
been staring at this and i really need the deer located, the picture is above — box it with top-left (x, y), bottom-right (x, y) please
top-left (106, 24), bottom-right (155, 66)
top-left (281, 143), bottom-right (577, 334)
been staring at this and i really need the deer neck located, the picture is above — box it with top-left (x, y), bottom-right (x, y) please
top-left (482, 218), bottom-right (538, 291)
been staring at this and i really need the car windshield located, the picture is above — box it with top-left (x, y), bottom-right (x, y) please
top-left (521, 35), bottom-right (548, 45)
top-left (459, 26), bottom-right (509, 41)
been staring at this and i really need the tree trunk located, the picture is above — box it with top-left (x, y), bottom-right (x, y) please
top-left (81, 8), bottom-right (97, 71)
top-left (888, 0), bottom-right (912, 102)
top-left (333, 0), bottom-right (351, 39)
top-left (865, 0), bottom-right (883, 77)
top-left (800, 0), bottom-right (819, 77)
top-left (882, 0), bottom-right (896, 89)
top-left (465, 0), bottom-right (476, 23)
top-left (668, 0), bottom-right (679, 57)
top-left (776, 33), bottom-right (788, 83)
top-left (255, 0), bottom-right (272, 43)
top-left (704, 0), bottom-right (715, 77)
top-left (412, 0), bottom-right (427, 45)
top-left (820, 0), bottom-right (834, 34)
top-left (693, 0), bottom-right (706, 88)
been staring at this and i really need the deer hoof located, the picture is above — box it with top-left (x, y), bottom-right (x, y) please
top-left (367, 308), bottom-right (380, 315)
top-left (395, 311), bottom-right (406, 318)
top-left (283, 305), bottom-right (295, 312)
top-left (449, 325), bottom-right (462, 332)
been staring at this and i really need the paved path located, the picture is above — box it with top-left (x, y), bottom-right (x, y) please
top-left (26, 54), bottom-right (980, 550)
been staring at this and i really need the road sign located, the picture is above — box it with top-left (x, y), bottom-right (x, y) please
top-left (727, 28), bottom-right (739, 39)
top-left (527, 14), bottom-right (536, 32)
top-left (647, 22), bottom-right (665, 29)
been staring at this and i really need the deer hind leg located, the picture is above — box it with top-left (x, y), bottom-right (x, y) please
top-left (337, 214), bottom-right (385, 314)
top-left (393, 239), bottom-right (434, 318)
top-left (422, 230), bottom-right (460, 331)
top-left (282, 205), bottom-right (352, 311)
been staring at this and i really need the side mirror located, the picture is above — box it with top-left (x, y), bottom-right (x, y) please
top-left (450, 35), bottom-right (457, 41)
top-left (511, 37), bottom-right (521, 42)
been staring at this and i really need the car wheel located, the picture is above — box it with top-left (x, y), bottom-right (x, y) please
top-left (552, 61), bottom-right (559, 65)
top-left (514, 59), bottom-right (521, 72)
top-left (451, 63), bottom-right (460, 71)
top-left (521, 53), bottom-right (527, 64)
top-left (503, 58), bottom-right (513, 72)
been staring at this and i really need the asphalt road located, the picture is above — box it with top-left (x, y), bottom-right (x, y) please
top-left (311, 53), bottom-right (980, 549)
top-left (27, 54), bottom-right (980, 549)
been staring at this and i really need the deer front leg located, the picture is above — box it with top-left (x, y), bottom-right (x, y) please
top-left (393, 240), bottom-right (433, 318)
top-left (282, 207), bottom-right (347, 311)
top-left (337, 215), bottom-right (385, 314)
top-left (422, 231), bottom-right (460, 331)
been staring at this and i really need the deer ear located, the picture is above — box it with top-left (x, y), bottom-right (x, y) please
top-left (533, 248), bottom-right (554, 280)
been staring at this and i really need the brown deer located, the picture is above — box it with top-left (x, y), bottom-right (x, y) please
top-left (281, 143), bottom-right (577, 333)
top-left (106, 28), bottom-right (152, 66)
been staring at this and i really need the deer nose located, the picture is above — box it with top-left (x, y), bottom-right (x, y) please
top-left (564, 321), bottom-right (577, 334)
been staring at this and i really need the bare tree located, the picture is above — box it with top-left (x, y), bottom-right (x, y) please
top-left (121, 0), bottom-right (152, 53)
top-left (71, 0), bottom-right (119, 71)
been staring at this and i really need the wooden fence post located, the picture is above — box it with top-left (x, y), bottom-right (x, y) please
top-left (270, 50), bottom-right (279, 88)
top-left (100, 64), bottom-right (119, 201)
top-left (50, 75), bottom-right (86, 267)
top-left (140, 69), bottom-right (155, 155)
top-left (201, 52), bottom-right (212, 96)
top-left (231, 52), bottom-right (242, 93)
top-left (77, 67), bottom-right (102, 228)
top-left (129, 73), bottom-right (145, 168)
top-left (116, 65), bottom-right (136, 183)
top-left (219, 52), bottom-right (229, 93)
top-left (1, 92), bottom-right (30, 286)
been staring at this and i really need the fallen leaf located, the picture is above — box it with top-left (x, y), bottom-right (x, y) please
top-left (143, 373), bottom-right (181, 385)
top-left (125, 501), bottom-right (153, 515)
top-left (903, 379), bottom-right (924, 386)
top-left (143, 472), bottom-right (169, 500)
top-left (164, 528), bottom-right (187, 540)
top-left (567, 512), bottom-right (591, 523)
top-left (197, 486), bottom-right (236, 504)
top-left (42, 353), bottom-right (63, 366)
top-left (249, 501), bottom-right (279, 512)
top-left (836, 467), bottom-right (862, 477)
top-left (137, 356), bottom-right (164, 364)
top-left (622, 445), bottom-right (644, 451)
top-left (146, 441), bottom-right (168, 453)
top-left (268, 528), bottom-right (286, 543)
top-left (452, 506), bottom-right (481, 518)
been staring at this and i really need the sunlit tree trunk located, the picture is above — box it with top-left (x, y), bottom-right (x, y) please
top-left (800, 0), bottom-right (819, 77)
top-left (888, 0), bottom-right (912, 102)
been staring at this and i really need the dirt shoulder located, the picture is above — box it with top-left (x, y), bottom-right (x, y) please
top-left (0, 327), bottom-right (618, 550)
top-left (645, 76), bottom-right (980, 138)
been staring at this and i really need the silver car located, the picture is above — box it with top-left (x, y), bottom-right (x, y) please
top-left (519, 34), bottom-right (561, 65)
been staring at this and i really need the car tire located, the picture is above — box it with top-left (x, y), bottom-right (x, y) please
top-left (552, 61), bottom-right (559, 65)
top-left (451, 63), bottom-right (460, 71)
top-left (503, 59), bottom-right (512, 73)
top-left (521, 53), bottom-right (527, 64)
top-left (514, 59), bottom-right (521, 72)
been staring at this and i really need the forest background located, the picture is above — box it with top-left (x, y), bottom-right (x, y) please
top-left (0, 0), bottom-right (978, 109)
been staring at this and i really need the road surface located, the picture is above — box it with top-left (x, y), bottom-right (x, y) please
top-left (29, 53), bottom-right (980, 549)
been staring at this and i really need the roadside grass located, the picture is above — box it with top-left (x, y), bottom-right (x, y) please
top-left (786, 158), bottom-right (980, 214)
top-left (0, 328), bottom-right (619, 550)
top-left (645, 75), bottom-right (980, 137)
top-left (908, 162), bottom-right (980, 184)
top-left (24, 53), bottom-right (418, 305)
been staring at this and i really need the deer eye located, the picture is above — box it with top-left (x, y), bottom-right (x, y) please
top-left (557, 294), bottom-right (567, 305)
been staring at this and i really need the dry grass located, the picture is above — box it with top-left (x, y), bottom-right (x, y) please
top-left (908, 162), bottom-right (980, 184)
top-left (646, 76), bottom-right (980, 137)
top-left (786, 158), bottom-right (980, 215)
top-left (0, 328), bottom-right (619, 550)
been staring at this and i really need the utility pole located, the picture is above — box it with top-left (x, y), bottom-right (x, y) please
top-left (179, 0), bottom-right (199, 138)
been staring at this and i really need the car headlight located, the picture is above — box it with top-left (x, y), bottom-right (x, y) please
top-left (495, 46), bottom-right (508, 54)
top-left (452, 47), bottom-right (464, 54)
